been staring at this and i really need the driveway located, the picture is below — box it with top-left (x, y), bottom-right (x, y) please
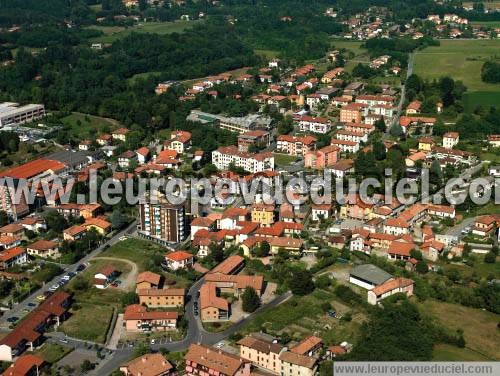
top-left (92, 256), bottom-right (138, 292)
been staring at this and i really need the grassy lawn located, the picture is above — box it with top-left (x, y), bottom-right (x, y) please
top-left (100, 238), bottom-right (165, 272)
top-left (60, 112), bottom-right (120, 139)
top-left (87, 20), bottom-right (204, 44)
top-left (273, 153), bottom-right (298, 166)
top-left (472, 20), bottom-right (500, 27)
top-left (433, 344), bottom-right (490, 361)
top-left (414, 40), bottom-right (500, 93)
top-left (60, 302), bottom-right (115, 343)
top-left (419, 300), bottom-right (500, 360)
top-left (31, 343), bottom-right (73, 363)
top-left (330, 40), bottom-right (365, 56)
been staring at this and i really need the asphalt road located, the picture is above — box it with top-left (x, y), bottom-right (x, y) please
top-left (0, 221), bottom-right (137, 325)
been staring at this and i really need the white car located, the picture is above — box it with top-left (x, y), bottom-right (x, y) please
top-left (215, 342), bottom-right (224, 349)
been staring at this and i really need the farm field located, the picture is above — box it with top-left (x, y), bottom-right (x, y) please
top-left (414, 40), bottom-right (500, 106)
top-left (419, 300), bottom-right (500, 360)
top-left (87, 20), bottom-right (204, 44)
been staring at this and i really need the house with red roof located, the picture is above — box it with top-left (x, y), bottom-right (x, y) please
top-left (0, 247), bottom-right (27, 270)
top-left (367, 278), bottom-right (414, 305)
top-left (123, 304), bottom-right (178, 332)
top-left (164, 251), bottom-right (194, 271)
top-left (135, 147), bottom-right (150, 165)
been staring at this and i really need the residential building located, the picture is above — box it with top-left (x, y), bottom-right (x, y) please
top-left (298, 116), bottom-right (332, 134)
top-left (310, 204), bottom-right (332, 221)
top-left (443, 132), bottom-right (459, 149)
top-left (164, 251), bottom-right (194, 270)
top-left (118, 150), bottom-right (137, 169)
top-left (138, 196), bottom-right (187, 244)
top-left (340, 103), bottom-right (366, 123)
top-left (204, 274), bottom-right (265, 297)
top-left (62, 225), bottom-right (87, 242)
top-left (136, 271), bottom-right (162, 291)
top-left (0, 247), bottom-right (28, 270)
top-left (185, 344), bottom-right (251, 376)
top-left (276, 135), bottom-right (317, 156)
top-left (26, 240), bottom-right (59, 259)
top-left (83, 217), bottom-right (111, 235)
top-left (120, 353), bottom-right (174, 376)
top-left (290, 336), bottom-right (323, 357)
top-left (187, 110), bottom-right (272, 134)
top-left (123, 304), bottom-right (178, 332)
top-left (250, 203), bottom-right (275, 227)
top-left (112, 128), bottom-right (129, 142)
top-left (330, 139), bottom-right (359, 154)
top-left (279, 351), bottom-right (318, 376)
top-left (200, 282), bottom-right (230, 321)
top-left (406, 100), bottom-right (421, 115)
top-left (237, 130), bottom-right (271, 152)
top-left (212, 146), bottom-right (274, 173)
top-left (329, 159), bottom-right (354, 178)
top-left (165, 131), bottom-right (192, 154)
top-left (138, 288), bottom-right (185, 308)
top-left (336, 130), bottom-right (368, 144)
top-left (304, 145), bottom-right (340, 169)
top-left (238, 334), bottom-right (284, 374)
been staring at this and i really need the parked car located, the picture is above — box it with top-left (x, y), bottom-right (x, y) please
top-left (76, 264), bottom-right (86, 272)
top-left (7, 317), bottom-right (18, 323)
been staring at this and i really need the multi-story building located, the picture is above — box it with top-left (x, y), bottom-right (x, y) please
top-left (123, 304), bottom-right (178, 332)
top-left (276, 135), bottom-right (317, 156)
top-left (442, 132), bottom-right (459, 149)
top-left (185, 344), bottom-right (251, 376)
top-left (237, 130), bottom-right (271, 152)
top-left (279, 351), bottom-right (318, 376)
top-left (330, 139), bottom-right (359, 154)
top-left (250, 203), bottom-right (275, 227)
top-left (0, 102), bottom-right (45, 127)
top-left (138, 195), bottom-right (187, 244)
top-left (336, 130), bottom-right (368, 144)
top-left (340, 103), bottom-right (367, 123)
top-left (138, 288), bottom-right (185, 308)
top-left (0, 247), bottom-right (28, 270)
top-left (355, 95), bottom-right (395, 107)
top-left (304, 145), bottom-right (340, 169)
top-left (237, 334), bottom-right (285, 374)
top-left (212, 146), bottom-right (274, 173)
top-left (298, 116), bottom-right (332, 134)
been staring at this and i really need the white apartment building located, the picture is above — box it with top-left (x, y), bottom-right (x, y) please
top-left (212, 146), bottom-right (274, 173)
top-left (298, 116), bottom-right (332, 134)
top-left (330, 139), bottom-right (360, 154)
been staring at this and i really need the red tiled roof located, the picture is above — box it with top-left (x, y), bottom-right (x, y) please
top-left (165, 250), bottom-right (193, 262)
top-left (2, 354), bottom-right (44, 376)
top-left (0, 159), bottom-right (67, 179)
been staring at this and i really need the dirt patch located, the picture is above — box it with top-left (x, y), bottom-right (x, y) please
top-left (93, 257), bottom-right (138, 292)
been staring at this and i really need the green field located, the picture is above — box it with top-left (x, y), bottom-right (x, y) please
top-left (254, 49), bottom-right (279, 59)
top-left (414, 40), bottom-right (500, 93)
top-left (60, 302), bottom-right (115, 343)
top-left (472, 21), bottom-right (500, 28)
top-left (463, 91), bottom-right (500, 112)
top-left (61, 112), bottom-right (120, 139)
top-left (419, 300), bottom-right (500, 360)
top-left (330, 39), bottom-right (370, 73)
top-left (433, 344), bottom-right (490, 361)
top-left (100, 238), bottom-right (165, 272)
top-left (273, 153), bottom-right (298, 166)
top-left (87, 20), bottom-right (204, 44)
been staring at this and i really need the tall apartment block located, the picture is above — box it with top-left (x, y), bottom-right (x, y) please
top-left (138, 196), bottom-right (187, 244)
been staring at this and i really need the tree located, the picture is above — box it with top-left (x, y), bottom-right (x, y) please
top-left (389, 123), bottom-right (404, 137)
top-left (254, 241), bottom-right (270, 257)
top-left (289, 269), bottom-right (314, 296)
top-left (429, 160), bottom-right (443, 186)
top-left (315, 274), bottom-right (332, 289)
top-left (374, 118), bottom-right (386, 132)
top-left (415, 260), bottom-right (429, 274)
top-left (373, 141), bottom-right (386, 161)
top-left (110, 209), bottom-right (127, 230)
top-left (80, 360), bottom-right (95, 373)
top-left (0, 211), bottom-right (8, 227)
top-left (242, 287), bottom-right (260, 313)
top-left (72, 276), bottom-right (90, 291)
top-left (406, 74), bottom-right (423, 93)
top-left (121, 292), bottom-right (139, 306)
top-left (484, 252), bottom-right (496, 264)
